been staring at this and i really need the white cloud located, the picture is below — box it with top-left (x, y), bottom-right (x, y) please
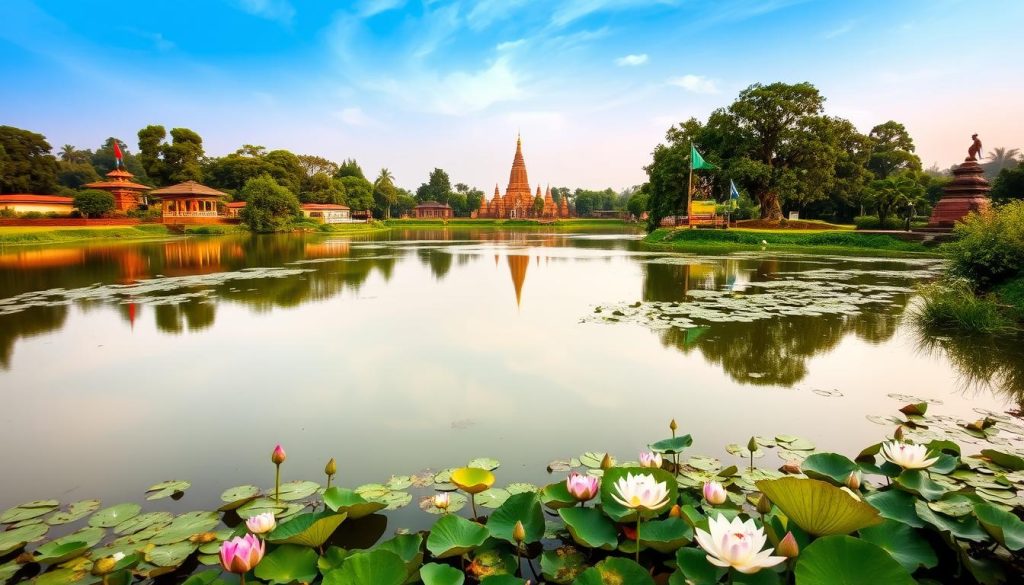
top-left (357, 0), bottom-right (405, 18)
top-left (231, 0), bottom-right (295, 25)
top-left (615, 53), bottom-right (648, 66)
top-left (334, 107), bottom-right (374, 126)
top-left (467, 0), bottom-right (534, 30)
top-left (668, 74), bottom-right (719, 94)
top-left (366, 56), bottom-right (526, 116)
top-left (550, 0), bottom-right (677, 28)
top-left (497, 39), bottom-right (527, 52)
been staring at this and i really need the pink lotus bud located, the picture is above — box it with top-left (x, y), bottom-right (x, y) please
top-left (639, 451), bottom-right (663, 469)
top-left (777, 531), bottom-right (799, 558)
top-left (245, 512), bottom-right (276, 535)
top-left (271, 444), bottom-right (286, 465)
top-left (566, 472), bottom-right (599, 502)
top-left (702, 481), bottom-right (727, 505)
top-left (219, 534), bottom-right (265, 574)
top-left (846, 471), bottom-right (861, 491)
top-left (669, 504), bottom-right (682, 518)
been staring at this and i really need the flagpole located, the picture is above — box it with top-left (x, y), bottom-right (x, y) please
top-left (686, 161), bottom-right (694, 229)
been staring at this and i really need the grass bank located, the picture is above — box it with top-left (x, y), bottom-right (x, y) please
top-left (0, 224), bottom-right (173, 245)
top-left (643, 227), bottom-right (934, 255)
top-left (384, 218), bottom-right (639, 230)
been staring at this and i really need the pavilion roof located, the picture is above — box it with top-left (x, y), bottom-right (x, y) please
top-left (302, 203), bottom-right (350, 210)
top-left (84, 179), bottom-right (151, 191)
top-left (416, 201), bottom-right (451, 209)
top-left (149, 181), bottom-right (227, 198)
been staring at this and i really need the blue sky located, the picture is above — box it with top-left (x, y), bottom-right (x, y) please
top-left (2, 0), bottom-right (1022, 190)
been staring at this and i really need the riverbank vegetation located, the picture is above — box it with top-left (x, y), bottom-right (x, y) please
top-left (2, 405), bottom-right (1022, 585)
top-left (915, 202), bottom-right (1024, 333)
top-left (0, 224), bottom-right (171, 245)
top-left (643, 227), bottom-right (932, 254)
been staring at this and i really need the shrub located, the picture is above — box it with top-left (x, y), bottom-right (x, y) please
top-left (0, 207), bottom-right (15, 218)
top-left (238, 175), bottom-right (301, 232)
top-left (853, 215), bottom-right (903, 230)
top-left (20, 211), bottom-right (45, 219)
top-left (944, 201), bottom-right (1024, 290)
top-left (913, 279), bottom-right (1013, 334)
top-left (73, 189), bottom-right (116, 218)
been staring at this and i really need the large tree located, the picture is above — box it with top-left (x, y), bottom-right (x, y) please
top-left (335, 158), bottom-right (365, 180)
top-left (992, 161), bottom-right (1024, 203)
top-left (417, 168), bottom-right (452, 203)
top-left (299, 172), bottom-right (346, 205)
top-left (864, 171), bottom-right (925, 225)
top-left (238, 174), bottom-right (301, 232)
top-left (338, 175), bottom-right (374, 211)
top-left (984, 147), bottom-right (1022, 180)
top-left (373, 168), bottom-right (398, 219)
top-left (0, 125), bottom-right (59, 194)
top-left (136, 125), bottom-right (204, 185)
top-left (867, 121), bottom-right (921, 179)
top-left (92, 137), bottom-right (147, 178)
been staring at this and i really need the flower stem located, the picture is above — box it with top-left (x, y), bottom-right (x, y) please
top-left (326, 475), bottom-right (332, 490)
top-left (241, 574), bottom-right (246, 585)
top-left (470, 493), bottom-right (478, 521)
top-left (275, 464), bottom-right (281, 502)
top-left (635, 514), bottom-right (642, 565)
top-left (515, 544), bottom-right (522, 577)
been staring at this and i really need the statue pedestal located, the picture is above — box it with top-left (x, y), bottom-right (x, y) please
top-left (927, 159), bottom-right (991, 229)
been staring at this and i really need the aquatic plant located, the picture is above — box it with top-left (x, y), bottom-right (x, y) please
top-left (695, 514), bottom-right (786, 574)
top-left (271, 444), bottom-right (286, 502)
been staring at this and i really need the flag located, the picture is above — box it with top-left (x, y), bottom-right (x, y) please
top-left (690, 144), bottom-right (716, 170)
top-left (729, 180), bottom-right (741, 209)
top-left (112, 140), bottom-right (123, 169)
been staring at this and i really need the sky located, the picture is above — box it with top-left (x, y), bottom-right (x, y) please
top-left (1, 0), bottom-right (1022, 191)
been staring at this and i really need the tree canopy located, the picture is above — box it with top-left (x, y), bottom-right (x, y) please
top-left (0, 125), bottom-right (59, 194)
top-left (238, 174), bottom-right (301, 232)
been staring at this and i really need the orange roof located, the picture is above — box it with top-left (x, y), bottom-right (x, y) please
top-left (226, 201), bottom-right (247, 208)
top-left (302, 203), bottom-right (350, 210)
top-left (0, 194), bottom-right (73, 204)
top-left (415, 201), bottom-right (451, 209)
top-left (105, 169), bottom-right (136, 179)
top-left (83, 180), bottom-right (151, 191)
top-left (150, 181), bottom-right (227, 198)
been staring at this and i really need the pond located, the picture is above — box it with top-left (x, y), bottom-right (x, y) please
top-left (1, 227), bottom-right (1021, 530)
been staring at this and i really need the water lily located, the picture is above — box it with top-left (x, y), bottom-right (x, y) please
top-left (566, 472), bottom-right (599, 503)
top-left (845, 471), bottom-right (861, 490)
top-left (271, 444), bottom-right (286, 465)
top-left (245, 512), bottom-right (276, 535)
top-left (703, 481), bottom-right (727, 505)
top-left (325, 457), bottom-right (337, 489)
top-left (881, 441), bottom-right (939, 470)
top-left (271, 444), bottom-right (286, 501)
top-left (220, 534), bottom-right (265, 583)
top-left (639, 451), bottom-right (663, 469)
top-left (433, 492), bottom-right (450, 513)
top-left (695, 514), bottom-right (786, 574)
top-left (776, 531), bottom-right (799, 558)
top-left (611, 472), bottom-right (671, 563)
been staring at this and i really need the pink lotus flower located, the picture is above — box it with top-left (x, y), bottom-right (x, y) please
top-left (566, 472), bottom-right (599, 502)
top-left (703, 481), bottom-right (727, 505)
top-left (271, 444), bottom-right (286, 465)
top-left (245, 512), bottom-right (276, 535)
top-left (695, 514), bottom-right (785, 574)
top-left (639, 451), bottom-right (663, 469)
top-left (219, 534), bottom-right (265, 574)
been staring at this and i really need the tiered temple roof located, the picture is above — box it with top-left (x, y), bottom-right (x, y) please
top-left (479, 135), bottom-right (571, 220)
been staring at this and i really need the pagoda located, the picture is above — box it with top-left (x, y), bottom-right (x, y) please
top-left (84, 169), bottom-right (151, 212)
top-left (927, 135), bottom-right (992, 228)
top-left (476, 135), bottom-right (571, 219)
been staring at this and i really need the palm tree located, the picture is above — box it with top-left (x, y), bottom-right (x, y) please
top-left (374, 168), bottom-right (397, 219)
top-left (984, 147), bottom-right (1022, 178)
top-left (60, 144), bottom-right (78, 163)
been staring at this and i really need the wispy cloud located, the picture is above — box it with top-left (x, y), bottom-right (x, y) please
top-left (550, 0), bottom-right (677, 28)
top-left (822, 20), bottom-right (857, 39)
top-left (412, 3), bottom-right (461, 59)
top-left (119, 27), bottom-right (175, 52)
top-left (668, 74), bottom-right (719, 94)
top-left (467, 0), bottom-right (535, 31)
top-left (615, 54), bottom-right (648, 66)
top-left (357, 0), bottom-right (405, 18)
top-left (497, 39), bottom-right (527, 52)
top-left (334, 107), bottom-right (375, 126)
top-left (231, 0), bottom-right (295, 25)
top-left (366, 56), bottom-right (527, 116)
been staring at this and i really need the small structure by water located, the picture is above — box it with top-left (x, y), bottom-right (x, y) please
top-left (83, 168), bottom-right (151, 211)
top-left (149, 180), bottom-right (229, 225)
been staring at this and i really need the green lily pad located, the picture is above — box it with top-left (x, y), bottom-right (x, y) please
top-left (113, 512), bottom-right (173, 535)
top-left (726, 444), bottom-right (765, 459)
top-left (913, 500), bottom-right (989, 542)
top-left (385, 475), bottom-right (414, 490)
top-left (650, 435), bottom-right (694, 455)
top-left (858, 519), bottom-right (938, 572)
top-left (574, 557), bottom-right (654, 585)
top-left (478, 577), bottom-right (527, 585)
top-left (486, 492), bottom-right (544, 545)
top-left (863, 490), bottom-right (924, 528)
top-left (420, 493), bottom-right (468, 515)
top-left (219, 485), bottom-right (261, 508)
top-left (318, 546), bottom-right (349, 572)
top-left (1, 500), bottom-right (59, 524)
top-left (148, 511), bottom-right (221, 545)
top-left (756, 477), bottom-right (882, 536)
top-left (578, 452), bottom-right (607, 469)
top-left (0, 522), bottom-right (49, 555)
top-left (794, 535), bottom-right (915, 585)
top-left (638, 517), bottom-right (693, 553)
top-left (323, 549), bottom-right (407, 585)
top-left (426, 514), bottom-right (489, 559)
top-left (558, 507), bottom-right (617, 551)
top-left (540, 546), bottom-right (587, 584)
top-left (146, 480), bottom-right (191, 501)
top-left (32, 540), bottom-right (90, 565)
top-left (268, 511), bottom-right (347, 548)
top-left (254, 544), bottom-right (319, 585)
top-left (973, 502), bottom-right (1024, 550)
top-left (477, 489), bottom-right (511, 509)
top-left (268, 480), bottom-right (320, 501)
top-left (355, 483), bottom-right (391, 499)
top-left (236, 498), bottom-right (290, 519)
top-left (895, 470), bottom-right (947, 501)
top-left (89, 503), bottom-right (141, 528)
top-left (981, 449), bottom-right (1024, 471)
top-left (468, 458), bottom-right (500, 471)
top-left (45, 500), bottom-right (101, 526)
top-left (323, 487), bottom-right (387, 519)
top-left (145, 541), bottom-right (198, 567)
top-left (420, 562), bottom-right (466, 585)
top-left (378, 491), bottom-right (413, 510)
top-left (801, 453), bottom-right (859, 485)
top-left (540, 482), bottom-right (578, 510)
top-left (505, 483), bottom-right (538, 495)
top-left (672, 547), bottom-right (727, 585)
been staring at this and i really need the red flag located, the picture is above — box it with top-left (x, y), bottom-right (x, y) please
top-left (112, 140), bottom-right (123, 163)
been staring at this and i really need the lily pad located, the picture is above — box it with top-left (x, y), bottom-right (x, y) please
top-left (578, 452), bottom-right (607, 469)
top-left (476, 488), bottom-right (511, 509)
top-left (0, 523), bottom-right (49, 555)
top-left (1, 500), bottom-right (59, 524)
top-left (468, 458), bottom-right (500, 471)
top-left (426, 514), bottom-right (489, 559)
top-left (858, 519), bottom-right (938, 572)
top-left (268, 511), bottom-right (347, 548)
top-left (557, 507), bottom-right (617, 551)
top-left (420, 562), bottom-right (466, 585)
top-left (540, 482), bottom-right (577, 510)
top-left (323, 549), bottom-right (407, 585)
top-left (574, 557), bottom-right (654, 585)
top-left (323, 487), bottom-right (386, 519)
top-left (145, 541), bottom-right (198, 568)
top-left (801, 453), bottom-right (859, 485)
top-left (638, 517), bottom-right (693, 553)
top-left (33, 540), bottom-right (91, 565)
top-left (973, 502), bottom-right (1024, 551)
top-left (420, 493), bottom-right (468, 515)
top-left (863, 490), bottom-right (924, 528)
top-left (486, 492), bottom-right (544, 544)
top-left (113, 512), bottom-right (174, 535)
top-left (756, 477), bottom-right (881, 536)
top-left (146, 480), bottom-right (191, 501)
top-left (254, 544), bottom-right (319, 585)
top-left (89, 503), bottom-right (141, 528)
top-left (268, 480), bottom-right (321, 501)
top-left (451, 467), bottom-right (495, 495)
top-left (650, 435), bottom-right (694, 455)
top-left (794, 535), bottom-right (915, 585)
top-left (895, 470), bottom-right (947, 501)
top-left (505, 483), bottom-right (537, 495)
top-left (45, 500), bottom-right (101, 526)
top-left (386, 476), bottom-right (414, 490)
top-left (218, 485), bottom-right (261, 510)
top-left (540, 546), bottom-right (587, 584)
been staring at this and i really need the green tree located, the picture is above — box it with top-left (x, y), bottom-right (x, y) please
top-left (417, 168), bottom-right (452, 203)
top-left (335, 158), bottom-right (365, 180)
top-left (532, 195), bottom-right (544, 216)
top-left (864, 171), bottom-right (925, 225)
top-left (73, 189), bottom-right (115, 218)
top-left (373, 168), bottom-right (398, 219)
top-left (627, 191), bottom-right (649, 218)
top-left (263, 150), bottom-right (304, 195)
top-left (394, 189), bottom-right (417, 217)
top-left (992, 161), bottom-right (1024, 203)
top-left (238, 174), bottom-right (301, 232)
top-left (137, 125), bottom-right (168, 183)
top-left (59, 144), bottom-right (89, 164)
top-left (91, 137), bottom-right (147, 178)
top-left (0, 126), bottom-right (59, 194)
top-left (867, 121), bottom-right (921, 179)
top-left (300, 172), bottom-right (346, 204)
top-left (57, 162), bottom-right (100, 189)
top-left (136, 126), bottom-right (204, 184)
top-left (297, 154), bottom-right (339, 179)
top-left (984, 147), bottom-right (1022, 180)
top-left (206, 146), bottom-right (275, 193)
top-left (338, 175), bottom-right (374, 211)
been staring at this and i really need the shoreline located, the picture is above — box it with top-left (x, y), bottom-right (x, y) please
top-left (642, 227), bottom-right (943, 257)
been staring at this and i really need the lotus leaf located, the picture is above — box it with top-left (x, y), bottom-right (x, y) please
top-left (600, 467), bottom-right (678, 522)
top-left (478, 577), bottom-right (527, 585)
top-left (89, 503), bottom-right (141, 528)
top-left (145, 480), bottom-right (191, 500)
top-left (726, 444), bottom-right (765, 459)
top-left (913, 500), bottom-right (988, 541)
top-left (144, 541), bottom-right (198, 567)
top-left (386, 475), bottom-right (414, 490)
top-left (895, 470), bottom-right (947, 501)
top-left (973, 502), bottom-right (1024, 550)
top-left (546, 460), bottom-right (573, 473)
top-left (181, 569), bottom-right (226, 585)
top-left (672, 547), bottom-right (727, 585)
top-left (858, 519), bottom-right (938, 571)
top-left (0, 522), bottom-right (48, 555)
top-left (650, 435), bottom-right (694, 455)
top-left (578, 452), bottom-right (607, 469)
top-left (420, 562), bottom-right (466, 585)
top-left (981, 449), bottom-right (1024, 471)
top-left (32, 540), bottom-right (90, 565)
top-left (218, 485), bottom-right (261, 510)
top-left (0, 562), bottom-right (20, 584)
top-left (557, 507), bottom-right (617, 550)
top-left (487, 492), bottom-right (544, 544)
top-left (318, 546), bottom-right (349, 572)
top-left (574, 557), bottom-right (654, 585)
top-left (794, 535), bottom-right (915, 585)
top-left (378, 491), bottom-right (413, 510)
top-left (638, 517), bottom-right (693, 553)
top-left (800, 453), bottom-right (859, 485)
top-left (113, 511), bottom-right (173, 535)
top-left (323, 549), bottom-right (408, 585)
top-left (927, 494), bottom-right (976, 517)
top-left (426, 514), bottom-right (489, 559)
top-left (540, 482), bottom-right (578, 510)
top-left (420, 492), bottom-right (468, 514)
top-left (1, 500), bottom-right (59, 524)
top-left (451, 467), bottom-right (495, 495)
top-left (268, 480), bottom-right (320, 501)
top-left (468, 458), bottom-right (500, 471)
top-left (505, 483), bottom-right (537, 495)
top-left (477, 488), bottom-right (510, 509)
top-left (322, 487), bottom-right (387, 519)
top-left (433, 469), bottom-right (456, 484)
top-left (466, 542), bottom-right (517, 580)
top-left (755, 477), bottom-right (881, 536)
top-left (375, 533), bottom-right (424, 574)
top-left (32, 567), bottom-right (94, 585)
top-left (268, 511), bottom-right (347, 548)
top-left (45, 500), bottom-right (101, 526)
top-left (355, 483), bottom-right (391, 499)
top-left (540, 546), bottom-right (587, 584)
top-left (236, 497), bottom-right (290, 519)
top-left (254, 544), bottom-right (319, 584)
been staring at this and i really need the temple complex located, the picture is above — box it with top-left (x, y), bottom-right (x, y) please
top-left (476, 135), bottom-right (571, 219)
top-left (83, 169), bottom-right (151, 211)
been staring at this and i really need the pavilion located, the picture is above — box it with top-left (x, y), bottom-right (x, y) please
top-left (413, 201), bottom-right (453, 219)
top-left (83, 169), bottom-right (151, 212)
top-left (149, 180), bottom-right (228, 224)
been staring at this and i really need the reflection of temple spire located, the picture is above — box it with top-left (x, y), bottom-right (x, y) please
top-left (507, 254), bottom-right (529, 308)
top-left (128, 302), bottom-right (136, 331)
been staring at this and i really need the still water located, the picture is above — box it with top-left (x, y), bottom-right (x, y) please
top-left (1, 228), bottom-right (1021, 521)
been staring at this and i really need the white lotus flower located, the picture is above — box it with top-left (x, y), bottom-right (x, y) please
top-left (639, 451), bottom-right (663, 469)
top-left (610, 472), bottom-right (669, 511)
top-left (880, 441), bottom-right (939, 470)
top-left (245, 512), bottom-right (276, 534)
top-left (695, 514), bottom-right (786, 574)
top-left (703, 481), bottom-right (727, 505)
top-left (111, 552), bottom-right (125, 562)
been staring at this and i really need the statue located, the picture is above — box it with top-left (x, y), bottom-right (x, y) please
top-left (968, 133), bottom-right (983, 161)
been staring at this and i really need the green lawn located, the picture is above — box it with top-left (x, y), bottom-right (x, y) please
top-left (643, 227), bottom-right (937, 255)
top-left (0, 224), bottom-right (172, 245)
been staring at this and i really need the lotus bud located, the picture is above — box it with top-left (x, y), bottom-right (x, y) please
top-left (756, 493), bottom-right (772, 514)
top-left (600, 453), bottom-right (613, 470)
top-left (245, 512), bottom-right (277, 535)
top-left (91, 557), bottom-right (118, 576)
top-left (669, 504), bottom-right (682, 518)
top-left (639, 451), bottom-right (663, 469)
top-left (271, 444), bottom-right (286, 465)
top-left (776, 531), bottom-right (799, 558)
top-left (433, 492), bottom-right (451, 510)
top-left (780, 461), bottom-right (801, 474)
top-left (325, 458), bottom-right (337, 477)
top-left (513, 520), bottom-right (526, 544)
top-left (669, 419), bottom-right (678, 432)
top-left (703, 481), bottom-right (727, 505)
top-left (845, 471), bottom-right (861, 491)
top-left (747, 436), bottom-right (759, 453)
top-left (893, 426), bottom-right (905, 441)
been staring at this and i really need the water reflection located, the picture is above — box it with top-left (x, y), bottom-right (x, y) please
top-left (915, 330), bottom-right (1024, 411)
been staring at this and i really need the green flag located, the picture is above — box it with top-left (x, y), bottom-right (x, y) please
top-left (690, 145), bottom-right (716, 170)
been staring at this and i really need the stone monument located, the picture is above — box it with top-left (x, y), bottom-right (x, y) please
top-left (927, 134), bottom-right (991, 228)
